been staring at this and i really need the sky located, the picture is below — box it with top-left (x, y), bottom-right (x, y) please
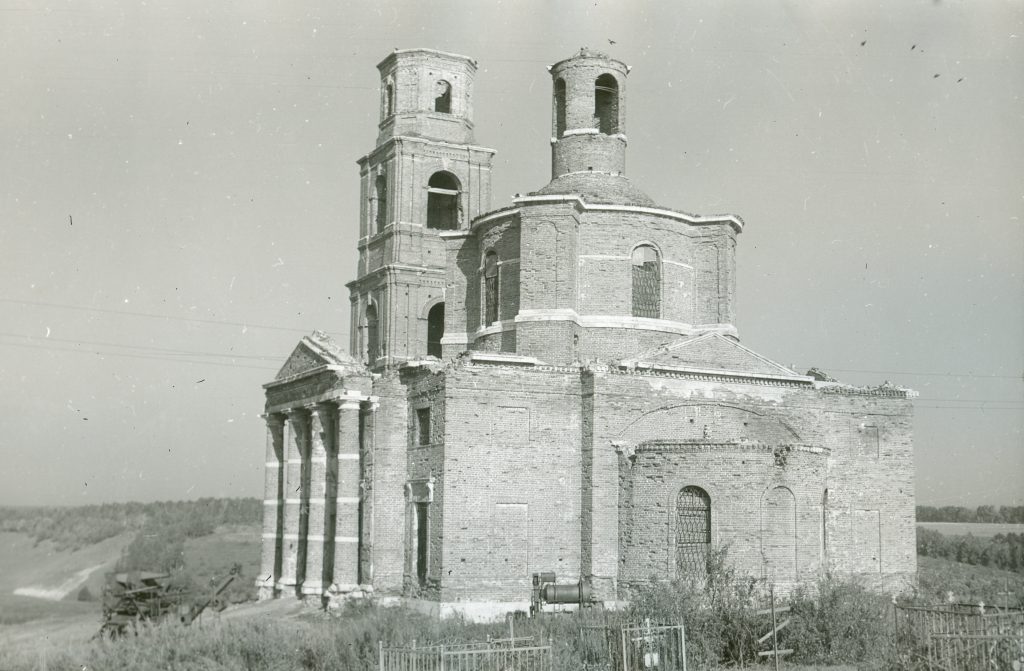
top-left (1, 0), bottom-right (1021, 507)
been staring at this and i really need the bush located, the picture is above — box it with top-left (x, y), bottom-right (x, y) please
top-left (784, 577), bottom-right (892, 665)
top-left (625, 546), bottom-right (763, 667)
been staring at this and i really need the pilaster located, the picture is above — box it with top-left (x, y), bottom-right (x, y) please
top-left (258, 413), bottom-right (285, 599)
top-left (279, 409), bottom-right (308, 593)
top-left (301, 404), bottom-right (331, 597)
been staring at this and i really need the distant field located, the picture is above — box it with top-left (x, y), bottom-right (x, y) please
top-left (917, 522), bottom-right (1024, 537)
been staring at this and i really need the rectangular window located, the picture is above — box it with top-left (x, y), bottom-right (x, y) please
top-left (416, 502), bottom-right (429, 586)
top-left (416, 408), bottom-right (431, 446)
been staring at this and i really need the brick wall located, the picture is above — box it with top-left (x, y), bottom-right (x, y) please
top-left (439, 363), bottom-right (583, 602)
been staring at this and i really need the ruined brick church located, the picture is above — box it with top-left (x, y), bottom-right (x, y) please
top-left (258, 48), bottom-right (916, 617)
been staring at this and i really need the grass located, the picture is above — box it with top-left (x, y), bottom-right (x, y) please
top-left (916, 555), bottom-right (1024, 607)
top-left (3, 536), bottom-right (1023, 670)
top-left (183, 524), bottom-right (262, 604)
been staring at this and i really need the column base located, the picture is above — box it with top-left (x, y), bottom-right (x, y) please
top-left (301, 581), bottom-right (324, 597)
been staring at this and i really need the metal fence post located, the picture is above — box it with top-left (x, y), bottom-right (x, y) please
top-left (679, 620), bottom-right (687, 671)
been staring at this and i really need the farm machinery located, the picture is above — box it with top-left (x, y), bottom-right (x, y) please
top-left (96, 564), bottom-right (240, 638)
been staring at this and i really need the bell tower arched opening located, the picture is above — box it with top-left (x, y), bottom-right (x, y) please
top-left (595, 73), bottom-right (619, 134)
top-left (427, 171), bottom-right (460, 230)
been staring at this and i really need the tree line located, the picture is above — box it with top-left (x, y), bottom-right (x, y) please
top-left (916, 527), bottom-right (1024, 574)
top-left (0, 498), bottom-right (261, 552)
top-left (916, 505), bottom-right (1024, 524)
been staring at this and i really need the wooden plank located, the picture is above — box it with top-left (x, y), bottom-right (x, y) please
top-left (757, 618), bottom-right (791, 644)
top-left (758, 649), bottom-right (794, 657)
top-left (756, 606), bottom-right (791, 616)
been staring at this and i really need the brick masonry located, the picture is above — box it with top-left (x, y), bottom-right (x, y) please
top-left (259, 48), bottom-right (916, 617)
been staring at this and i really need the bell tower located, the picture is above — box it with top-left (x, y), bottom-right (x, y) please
top-left (549, 48), bottom-right (629, 179)
top-left (348, 49), bottom-right (496, 369)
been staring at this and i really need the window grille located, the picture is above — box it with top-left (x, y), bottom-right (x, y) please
top-left (676, 486), bottom-right (711, 578)
top-left (484, 251), bottom-right (499, 325)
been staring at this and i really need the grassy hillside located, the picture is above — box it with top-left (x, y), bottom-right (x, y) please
top-left (916, 555), bottom-right (1024, 607)
top-left (0, 499), bottom-right (263, 632)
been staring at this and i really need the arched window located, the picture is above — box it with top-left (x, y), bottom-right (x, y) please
top-left (676, 486), bottom-right (711, 578)
top-left (365, 303), bottom-right (379, 365)
top-left (595, 74), bottom-right (619, 135)
top-left (483, 251), bottom-right (499, 325)
top-left (554, 78), bottom-right (566, 138)
top-left (374, 174), bottom-right (387, 234)
top-left (427, 302), bottom-right (444, 358)
top-left (434, 80), bottom-right (451, 113)
top-left (384, 82), bottom-right (394, 118)
top-left (426, 171), bottom-right (460, 230)
top-left (631, 245), bottom-right (661, 318)
top-left (761, 486), bottom-right (797, 581)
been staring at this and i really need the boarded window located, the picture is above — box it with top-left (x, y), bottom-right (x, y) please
top-left (374, 174), bottom-right (387, 234)
top-left (366, 303), bottom-right (379, 365)
top-left (761, 486), bottom-right (798, 582)
top-left (676, 486), bottom-right (711, 578)
top-left (416, 408), bottom-right (431, 446)
top-left (434, 80), bottom-right (451, 113)
top-left (427, 302), bottom-right (444, 358)
top-left (426, 171), bottom-right (459, 230)
top-left (595, 73), bottom-right (619, 134)
top-left (852, 509), bottom-right (881, 573)
top-left (491, 503), bottom-right (528, 577)
top-left (495, 407), bottom-right (530, 447)
top-left (554, 78), bottom-right (566, 138)
top-left (484, 251), bottom-right (499, 325)
top-left (631, 245), bottom-right (661, 318)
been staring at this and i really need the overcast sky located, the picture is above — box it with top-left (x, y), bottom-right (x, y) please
top-left (1, 0), bottom-right (1021, 507)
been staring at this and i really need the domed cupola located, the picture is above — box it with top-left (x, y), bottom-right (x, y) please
top-left (537, 47), bottom-right (654, 206)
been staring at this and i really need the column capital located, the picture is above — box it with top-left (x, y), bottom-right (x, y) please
top-left (262, 412), bottom-right (286, 428)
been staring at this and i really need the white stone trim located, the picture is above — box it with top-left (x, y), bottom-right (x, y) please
top-left (513, 309), bottom-right (738, 338)
top-left (465, 351), bottom-right (545, 366)
top-left (474, 319), bottom-right (516, 337)
top-left (264, 388), bottom-right (371, 413)
top-left (337, 453), bottom-right (360, 460)
top-left (263, 500), bottom-right (279, 506)
top-left (440, 332), bottom-right (470, 346)
top-left (334, 536), bottom-right (360, 543)
top-left (264, 462), bottom-right (281, 469)
top-left (510, 194), bottom-right (743, 231)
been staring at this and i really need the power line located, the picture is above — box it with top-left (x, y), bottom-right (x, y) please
top-left (0, 298), bottom-right (344, 338)
top-left (0, 332), bottom-right (280, 362)
top-left (0, 340), bottom-right (279, 372)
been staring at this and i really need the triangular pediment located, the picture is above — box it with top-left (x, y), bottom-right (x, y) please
top-left (275, 330), bottom-right (360, 381)
top-left (622, 333), bottom-right (808, 380)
